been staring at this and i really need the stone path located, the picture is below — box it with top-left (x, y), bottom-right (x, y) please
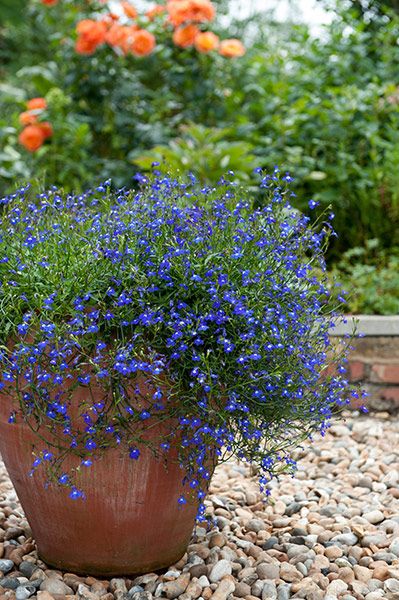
top-left (0, 412), bottom-right (398, 600)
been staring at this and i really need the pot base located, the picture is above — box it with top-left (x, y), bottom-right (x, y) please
top-left (0, 412), bottom-right (199, 576)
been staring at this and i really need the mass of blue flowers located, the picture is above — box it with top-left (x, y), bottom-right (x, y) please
top-left (0, 169), bottom-right (362, 517)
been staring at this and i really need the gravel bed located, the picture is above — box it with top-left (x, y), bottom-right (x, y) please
top-left (0, 411), bottom-right (398, 600)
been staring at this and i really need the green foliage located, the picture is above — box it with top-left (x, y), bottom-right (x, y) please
top-left (230, 11), bottom-right (399, 257)
top-left (132, 124), bottom-right (257, 183)
top-left (0, 0), bottom-right (27, 26)
top-left (331, 240), bottom-right (399, 315)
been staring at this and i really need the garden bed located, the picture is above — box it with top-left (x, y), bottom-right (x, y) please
top-left (330, 316), bottom-right (399, 413)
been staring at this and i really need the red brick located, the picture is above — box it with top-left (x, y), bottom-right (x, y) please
top-left (371, 364), bottom-right (399, 384)
top-left (380, 387), bottom-right (399, 405)
top-left (321, 363), bottom-right (337, 379)
top-left (348, 361), bottom-right (365, 382)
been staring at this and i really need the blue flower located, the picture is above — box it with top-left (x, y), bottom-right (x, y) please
top-left (129, 448), bottom-right (140, 460)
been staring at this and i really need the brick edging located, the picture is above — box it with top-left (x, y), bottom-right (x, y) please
top-left (329, 315), bottom-right (399, 337)
top-left (330, 316), bottom-right (399, 412)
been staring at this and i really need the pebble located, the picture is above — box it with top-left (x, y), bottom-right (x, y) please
top-left (15, 586), bottom-right (36, 600)
top-left (326, 579), bottom-right (348, 596)
top-left (0, 560), bottom-right (14, 574)
top-left (233, 581), bottom-right (250, 597)
top-left (189, 564), bottom-right (208, 579)
top-left (109, 580), bottom-right (127, 593)
top-left (363, 510), bottom-right (384, 524)
top-left (384, 578), bottom-right (399, 593)
top-left (389, 538), bottom-right (399, 556)
top-left (331, 533), bottom-right (358, 546)
top-left (276, 584), bottom-right (290, 600)
top-left (262, 581), bottom-right (277, 600)
top-left (246, 519), bottom-right (265, 533)
top-left (361, 533), bottom-right (388, 548)
top-left (0, 578), bottom-right (20, 590)
top-left (353, 564), bottom-right (373, 582)
top-left (18, 563), bottom-right (37, 579)
top-left (263, 537), bottom-right (278, 550)
top-left (209, 561), bottom-right (232, 583)
top-left (285, 503), bottom-right (301, 517)
top-left (40, 579), bottom-right (73, 595)
top-left (324, 546), bottom-right (343, 560)
top-left (130, 593), bottom-right (152, 600)
top-left (185, 581), bottom-right (202, 599)
top-left (37, 592), bottom-right (56, 600)
top-left (209, 576), bottom-right (235, 600)
top-left (208, 533), bottom-right (226, 549)
top-left (279, 563), bottom-right (302, 583)
top-left (162, 573), bottom-right (190, 599)
top-left (256, 563), bottom-right (279, 580)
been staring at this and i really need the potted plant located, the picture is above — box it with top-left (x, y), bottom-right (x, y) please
top-left (0, 170), bottom-right (360, 576)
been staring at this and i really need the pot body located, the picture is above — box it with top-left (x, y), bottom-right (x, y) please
top-left (0, 391), bottom-right (199, 576)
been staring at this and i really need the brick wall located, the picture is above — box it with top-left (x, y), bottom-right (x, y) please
top-left (347, 336), bottom-right (399, 412)
top-left (330, 318), bottom-right (399, 413)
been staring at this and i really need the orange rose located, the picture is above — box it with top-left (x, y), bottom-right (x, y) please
top-left (127, 29), bottom-right (156, 57)
top-left (75, 36), bottom-right (98, 55)
top-left (19, 111), bottom-right (38, 126)
top-left (166, 0), bottom-right (189, 27)
top-left (167, 0), bottom-right (215, 26)
top-left (27, 98), bottom-right (47, 111)
top-left (75, 19), bottom-right (107, 54)
top-left (190, 0), bottom-right (215, 22)
top-left (194, 30), bottom-right (219, 52)
top-left (118, 25), bottom-right (141, 54)
top-left (106, 24), bottom-right (130, 49)
top-left (146, 5), bottom-right (166, 20)
top-left (38, 121), bottom-right (53, 139)
top-left (173, 24), bottom-right (199, 48)
top-left (121, 1), bottom-right (138, 19)
top-left (101, 12), bottom-right (119, 26)
top-left (219, 38), bottom-right (245, 58)
top-left (18, 125), bottom-right (46, 152)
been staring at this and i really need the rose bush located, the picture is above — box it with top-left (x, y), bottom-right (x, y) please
top-left (0, 0), bottom-right (249, 194)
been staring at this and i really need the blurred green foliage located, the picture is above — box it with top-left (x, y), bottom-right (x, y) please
top-left (330, 240), bottom-right (399, 315)
top-left (132, 124), bottom-right (257, 184)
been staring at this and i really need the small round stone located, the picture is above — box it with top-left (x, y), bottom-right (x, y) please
top-left (331, 533), bottom-right (358, 546)
top-left (234, 582), bottom-right (251, 597)
top-left (385, 578), bottom-right (399, 594)
top-left (261, 581), bottom-right (277, 600)
top-left (324, 546), bottom-right (343, 560)
top-left (363, 510), bottom-right (384, 524)
top-left (40, 579), bottom-right (73, 595)
top-left (246, 519), bottom-right (265, 533)
top-left (208, 533), bottom-right (226, 549)
top-left (209, 560), bottom-right (232, 583)
top-left (189, 563), bottom-right (208, 579)
top-left (18, 562), bottom-right (37, 579)
top-left (0, 577), bottom-right (20, 590)
top-left (256, 563), bottom-right (279, 580)
top-left (0, 560), bottom-right (14, 574)
top-left (15, 585), bottom-right (36, 600)
top-left (263, 537), bottom-right (279, 550)
top-left (389, 538), bottom-right (399, 557)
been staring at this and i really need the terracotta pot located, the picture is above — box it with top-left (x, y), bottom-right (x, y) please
top-left (0, 385), bottom-right (202, 576)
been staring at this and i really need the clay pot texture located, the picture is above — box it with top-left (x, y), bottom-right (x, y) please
top-left (0, 383), bottom-right (200, 576)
